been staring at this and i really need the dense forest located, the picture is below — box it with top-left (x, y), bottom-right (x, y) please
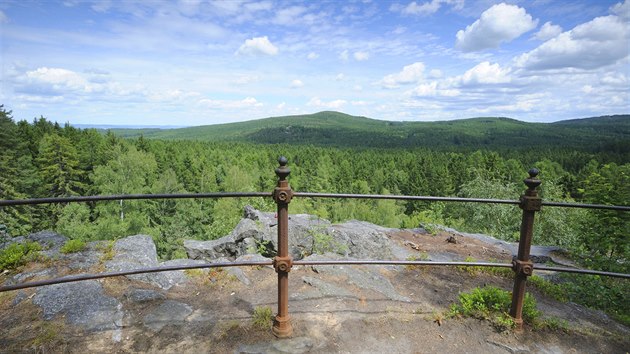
top-left (0, 106), bottom-right (628, 277)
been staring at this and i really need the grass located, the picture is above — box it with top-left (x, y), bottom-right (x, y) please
top-left (60, 239), bottom-right (86, 253)
top-left (449, 286), bottom-right (540, 331)
top-left (252, 306), bottom-right (273, 330)
top-left (0, 241), bottom-right (42, 271)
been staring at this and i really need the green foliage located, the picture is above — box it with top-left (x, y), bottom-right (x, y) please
top-left (309, 226), bottom-right (348, 255)
top-left (252, 306), bottom-right (273, 330)
top-left (0, 241), bottom-right (42, 270)
top-left (449, 286), bottom-right (540, 330)
top-left (60, 239), bottom-right (86, 253)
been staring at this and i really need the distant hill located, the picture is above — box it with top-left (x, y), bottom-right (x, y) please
top-left (108, 111), bottom-right (630, 152)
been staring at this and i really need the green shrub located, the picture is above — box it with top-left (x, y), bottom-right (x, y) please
top-left (449, 286), bottom-right (540, 330)
top-left (252, 306), bottom-right (273, 330)
top-left (0, 241), bottom-right (42, 270)
top-left (60, 239), bottom-right (86, 254)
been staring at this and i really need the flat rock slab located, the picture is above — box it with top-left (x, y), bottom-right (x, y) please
top-left (126, 288), bottom-right (166, 303)
top-left (143, 300), bottom-right (193, 332)
top-left (237, 336), bottom-right (315, 354)
top-left (32, 280), bottom-right (123, 331)
top-left (307, 254), bottom-right (410, 302)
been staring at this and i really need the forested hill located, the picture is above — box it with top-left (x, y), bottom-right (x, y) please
top-left (110, 111), bottom-right (630, 152)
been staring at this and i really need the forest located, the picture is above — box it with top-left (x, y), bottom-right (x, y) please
top-left (0, 105), bottom-right (628, 276)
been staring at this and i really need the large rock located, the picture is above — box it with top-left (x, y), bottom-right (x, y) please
top-left (105, 235), bottom-right (190, 290)
top-left (1, 230), bottom-right (68, 258)
top-left (33, 280), bottom-right (123, 331)
top-left (143, 300), bottom-right (193, 332)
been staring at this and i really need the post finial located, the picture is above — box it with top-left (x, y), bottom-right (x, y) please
top-left (275, 156), bottom-right (291, 181)
top-left (523, 168), bottom-right (541, 192)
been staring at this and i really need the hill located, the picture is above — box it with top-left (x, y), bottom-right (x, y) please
top-left (109, 111), bottom-right (630, 152)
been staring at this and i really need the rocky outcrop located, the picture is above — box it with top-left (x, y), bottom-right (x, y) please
top-left (185, 205), bottom-right (397, 261)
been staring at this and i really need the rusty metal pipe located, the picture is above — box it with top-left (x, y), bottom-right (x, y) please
top-left (0, 260), bottom-right (273, 293)
top-left (0, 192), bottom-right (272, 207)
top-left (510, 169), bottom-right (541, 331)
top-left (271, 156), bottom-right (293, 338)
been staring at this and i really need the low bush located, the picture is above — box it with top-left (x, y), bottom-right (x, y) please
top-left (449, 286), bottom-right (540, 331)
top-left (60, 239), bottom-right (86, 254)
top-left (0, 241), bottom-right (42, 271)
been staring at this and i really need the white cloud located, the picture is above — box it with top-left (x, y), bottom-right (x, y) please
top-left (335, 73), bottom-right (345, 81)
top-left (307, 52), bottom-right (319, 60)
top-left (354, 51), bottom-right (370, 61)
top-left (233, 75), bottom-right (260, 85)
top-left (391, 0), bottom-right (464, 16)
top-left (381, 62), bottom-right (425, 88)
top-left (308, 97), bottom-right (347, 109)
top-left (91, 0), bottom-right (112, 13)
top-left (455, 3), bottom-right (538, 52)
top-left (408, 81), bottom-right (460, 97)
top-left (236, 36), bottom-right (278, 56)
top-left (198, 97), bottom-right (263, 109)
top-left (0, 10), bottom-right (8, 24)
top-left (428, 69), bottom-right (443, 78)
top-left (534, 22), bottom-right (562, 41)
top-left (461, 62), bottom-right (511, 85)
top-left (611, 0), bottom-right (630, 20)
top-left (290, 79), bottom-right (304, 88)
top-left (273, 6), bottom-right (308, 25)
top-left (23, 67), bottom-right (93, 93)
top-left (515, 15), bottom-right (629, 70)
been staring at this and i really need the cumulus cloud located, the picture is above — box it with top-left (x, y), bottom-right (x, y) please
top-left (198, 97), bottom-right (263, 109)
top-left (408, 81), bottom-right (460, 97)
top-left (307, 52), bottom-right (319, 60)
top-left (236, 36), bottom-right (278, 56)
top-left (290, 79), bottom-right (304, 88)
top-left (460, 61), bottom-right (511, 85)
top-left (273, 6), bottom-right (308, 25)
top-left (534, 22), bottom-right (562, 41)
top-left (611, 0), bottom-right (630, 20)
top-left (515, 14), bottom-right (629, 70)
top-left (354, 51), bottom-right (370, 61)
top-left (22, 67), bottom-right (94, 93)
top-left (381, 62), bottom-right (425, 88)
top-left (308, 97), bottom-right (347, 109)
top-left (455, 3), bottom-right (538, 52)
top-left (391, 0), bottom-right (464, 16)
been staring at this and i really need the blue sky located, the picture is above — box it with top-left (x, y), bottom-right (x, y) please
top-left (1, 0), bottom-right (628, 126)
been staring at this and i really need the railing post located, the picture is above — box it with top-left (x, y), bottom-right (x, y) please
top-left (509, 168), bottom-right (541, 331)
top-left (272, 156), bottom-right (293, 338)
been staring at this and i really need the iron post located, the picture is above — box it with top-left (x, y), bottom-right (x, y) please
top-left (509, 168), bottom-right (541, 330)
top-left (272, 156), bottom-right (293, 337)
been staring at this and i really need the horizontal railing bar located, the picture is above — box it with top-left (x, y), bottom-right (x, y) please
top-left (293, 260), bottom-right (514, 267)
top-left (293, 260), bottom-right (630, 278)
top-left (293, 192), bottom-right (519, 205)
top-left (541, 201), bottom-right (630, 211)
top-left (534, 265), bottom-right (630, 279)
top-left (0, 260), bottom-right (273, 293)
top-left (1, 192), bottom-right (627, 211)
top-left (294, 192), bottom-right (630, 211)
top-left (2, 259), bottom-right (627, 293)
top-left (0, 192), bottom-right (272, 207)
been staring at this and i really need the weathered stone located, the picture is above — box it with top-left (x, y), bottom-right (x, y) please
top-left (143, 300), bottom-right (193, 332)
top-left (63, 241), bottom-right (103, 270)
top-left (27, 230), bottom-right (68, 258)
top-left (126, 289), bottom-right (166, 303)
top-left (33, 279), bottom-right (123, 331)
top-left (106, 235), bottom-right (174, 290)
top-left (301, 276), bottom-right (355, 298)
top-left (159, 258), bottom-right (210, 288)
top-left (307, 254), bottom-right (410, 302)
top-left (237, 336), bottom-right (315, 354)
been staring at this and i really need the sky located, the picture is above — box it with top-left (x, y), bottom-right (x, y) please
top-left (0, 0), bottom-right (629, 126)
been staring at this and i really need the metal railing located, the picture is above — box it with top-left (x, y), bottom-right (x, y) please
top-left (0, 157), bottom-right (628, 335)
